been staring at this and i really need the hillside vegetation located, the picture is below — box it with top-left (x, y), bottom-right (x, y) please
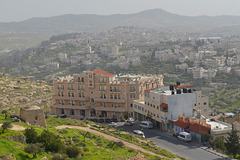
top-left (0, 114), bottom-right (184, 160)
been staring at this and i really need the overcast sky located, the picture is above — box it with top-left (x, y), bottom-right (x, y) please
top-left (1, 0), bottom-right (240, 22)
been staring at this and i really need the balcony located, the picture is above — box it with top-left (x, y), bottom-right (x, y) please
top-left (94, 107), bottom-right (126, 112)
top-left (94, 98), bottom-right (125, 103)
top-left (53, 96), bottom-right (89, 101)
top-left (52, 104), bottom-right (90, 110)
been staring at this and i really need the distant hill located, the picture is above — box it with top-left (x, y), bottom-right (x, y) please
top-left (1, 8), bottom-right (240, 34)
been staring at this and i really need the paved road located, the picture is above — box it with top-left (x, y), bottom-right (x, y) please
top-left (117, 122), bottom-right (225, 160)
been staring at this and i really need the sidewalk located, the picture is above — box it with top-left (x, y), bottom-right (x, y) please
top-left (148, 128), bottom-right (231, 159)
top-left (200, 147), bottom-right (231, 159)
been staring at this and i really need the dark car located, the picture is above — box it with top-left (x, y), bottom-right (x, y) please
top-left (60, 114), bottom-right (67, 118)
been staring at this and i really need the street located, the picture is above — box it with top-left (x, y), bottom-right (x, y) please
top-left (116, 122), bottom-right (225, 160)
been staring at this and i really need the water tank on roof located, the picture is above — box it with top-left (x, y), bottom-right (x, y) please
top-left (188, 89), bottom-right (192, 93)
top-left (171, 91), bottom-right (174, 95)
top-left (169, 85), bottom-right (174, 90)
top-left (176, 81), bottom-right (180, 85)
top-left (176, 89), bottom-right (181, 94)
top-left (183, 88), bottom-right (188, 93)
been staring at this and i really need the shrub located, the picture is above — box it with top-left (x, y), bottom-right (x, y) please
top-left (83, 148), bottom-right (89, 152)
top-left (78, 142), bottom-right (86, 147)
top-left (66, 145), bottom-right (81, 158)
top-left (128, 149), bottom-right (135, 152)
top-left (24, 128), bottom-right (38, 144)
top-left (115, 141), bottom-right (124, 147)
top-left (24, 143), bottom-right (44, 158)
top-left (72, 138), bottom-right (80, 143)
top-left (121, 119), bottom-right (126, 122)
top-left (52, 153), bottom-right (68, 160)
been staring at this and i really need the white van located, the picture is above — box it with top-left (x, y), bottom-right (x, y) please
top-left (133, 130), bottom-right (145, 138)
top-left (177, 132), bottom-right (192, 142)
top-left (139, 121), bottom-right (153, 129)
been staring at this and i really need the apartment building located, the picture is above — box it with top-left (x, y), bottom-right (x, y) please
top-left (133, 82), bottom-right (209, 131)
top-left (51, 70), bottom-right (163, 121)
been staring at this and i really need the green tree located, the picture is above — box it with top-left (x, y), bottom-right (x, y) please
top-left (38, 130), bottom-right (63, 152)
top-left (1, 110), bottom-right (7, 119)
top-left (1, 121), bottom-right (12, 133)
top-left (24, 143), bottom-right (44, 158)
top-left (225, 124), bottom-right (240, 158)
top-left (24, 128), bottom-right (39, 144)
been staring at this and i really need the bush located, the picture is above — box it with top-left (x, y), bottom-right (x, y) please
top-left (77, 142), bottom-right (86, 147)
top-left (66, 145), bottom-right (81, 158)
top-left (72, 138), bottom-right (80, 143)
top-left (58, 129), bottom-right (68, 134)
top-left (52, 153), bottom-right (68, 160)
top-left (83, 148), bottom-right (89, 152)
top-left (24, 128), bottom-right (39, 144)
top-left (128, 149), bottom-right (135, 152)
top-left (121, 119), bottom-right (126, 122)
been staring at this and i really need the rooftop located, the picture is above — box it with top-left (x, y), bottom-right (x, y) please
top-left (91, 70), bottom-right (115, 76)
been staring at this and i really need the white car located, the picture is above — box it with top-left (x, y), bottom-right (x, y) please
top-left (108, 122), bottom-right (117, 127)
top-left (133, 130), bottom-right (145, 138)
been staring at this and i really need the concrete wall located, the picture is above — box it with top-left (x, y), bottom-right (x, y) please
top-left (167, 93), bottom-right (196, 121)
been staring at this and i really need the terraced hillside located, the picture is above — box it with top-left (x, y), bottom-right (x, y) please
top-left (0, 73), bottom-right (53, 114)
top-left (209, 85), bottom-right (240, 112)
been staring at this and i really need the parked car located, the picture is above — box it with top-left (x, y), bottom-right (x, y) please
top-left (108, 122), bottom-right (117, 127)
top-left (124, 121), bottom-right (133, 126)
top-left (139, 121), bottom-right (153, 129)
top-left (133, 130), bottom-right (145, 138)
top-left (60, 114), bottom-right (67, 118)
top-left (127, 118), bottom-right (135, 122)
top-left (177, 132), bottom-right (192, 142)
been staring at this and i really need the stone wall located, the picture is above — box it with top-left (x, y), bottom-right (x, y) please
top-left (20, 107), bottom-right (46, 127)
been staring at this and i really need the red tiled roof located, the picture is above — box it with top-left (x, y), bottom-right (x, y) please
top-left (145, 88), bottom-right (157, 92)
top-left (173, 120), bottom-right (189, 129)
top-left (189, 123), bottom-right (210, 134)
top-left (91, 70), bottom-right (115, 76)
top-left (160, 103), bottom-right (168, 108)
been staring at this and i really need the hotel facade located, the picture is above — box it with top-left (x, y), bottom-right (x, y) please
top-left (51, 70), bottom-right (163, 121)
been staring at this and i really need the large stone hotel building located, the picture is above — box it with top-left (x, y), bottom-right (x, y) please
top-left (51, 70), bottom-right (163, 121)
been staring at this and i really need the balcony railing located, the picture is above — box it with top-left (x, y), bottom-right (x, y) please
top-left (53, 95), bottom-right (89, 101)
top-left (94, 98), bottom-right (125, 103)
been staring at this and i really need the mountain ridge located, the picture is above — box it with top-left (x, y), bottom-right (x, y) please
top-left (1, 8), bottom-right (240, 34)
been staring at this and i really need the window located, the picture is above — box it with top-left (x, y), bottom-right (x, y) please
top-left (89, 80), bottom-right (93, 87)
top-left (153, 105), bottom-right (155, 108)
top-left (61, 92), bottom-right (64, 96)
top-left (68, 93), bottom-right (71, 97)
top-left (90, 98), bottom-right (94, 103)
top-left (114, 95), bottom-right (117, 99)
top-left (72, 93), bottom-right (74, 97)
top-left (115, 103), bottom-right (118, 108)
top-left (129, 86), bottom-right (136, 92)
top-left (70, 109), bottom-right (75, 115)
top-left (35, 116), bottom-right (38, 120)
top-left (89, 74), bottom-right (92, 78)
top-left (118, 104), bottom-right (121, 108)
top-left (82, 93), bottom-right (85, 97)
top-left (157, 106), bottom-right (159, 109)
top-left (80, 110), bottom-right (85, 116)
top-left (118, 94), bottom-right (121, 99)
top-left (110, 87), bottom-right (113, 92)
top-left (110, 94), bottom-right (113, 99)
top-left (78, 85), bottom-right (85, 90)
top-left (79, 93), bottom-right (81, 97)
top-left (60, 108), bottom-right (65, 114)
top-left (112, 103), bottom-right (114, 107)
top-left (130, 103), bottom-right (133, 108)
top-left (100, 102), bottom-right (103, 107)
top-left (90, 108), bottom-right (96, 116)
top-left (99, 86), bottom-right (106, 91)
top-left (204, 102), bottom-right (207, 105)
